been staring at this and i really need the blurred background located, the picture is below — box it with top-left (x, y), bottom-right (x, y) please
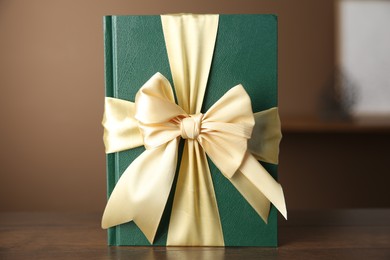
top-left (0, 0), bottom-right (389, 213)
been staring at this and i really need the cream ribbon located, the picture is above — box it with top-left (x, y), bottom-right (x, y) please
top-left (101, 14), bottom-right (287, 246)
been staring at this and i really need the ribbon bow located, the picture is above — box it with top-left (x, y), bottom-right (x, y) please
top-left (101, 14), bottom-right (286, 246)
top-left (136, 73), bottom-right (254, 178)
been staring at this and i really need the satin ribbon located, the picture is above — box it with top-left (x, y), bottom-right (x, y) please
top-left (101, 14), bottom-right (287, 246)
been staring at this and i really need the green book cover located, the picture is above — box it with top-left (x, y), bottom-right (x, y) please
top-left (103, 14), bottom-right (279, 246)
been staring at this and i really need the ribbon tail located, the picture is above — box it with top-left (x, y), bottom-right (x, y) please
top-left (102, 138), bottom-right (179, 244)
top-left (231, 152), bottom-right (287, 222)
top-left (167, 140), bottom-right (224, 246)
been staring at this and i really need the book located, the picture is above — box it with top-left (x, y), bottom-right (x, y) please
top-left (103, 14), bottom-right (279, 246)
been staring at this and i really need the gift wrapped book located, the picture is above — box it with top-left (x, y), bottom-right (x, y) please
top-left (102, 14), bottom-right (286, 246)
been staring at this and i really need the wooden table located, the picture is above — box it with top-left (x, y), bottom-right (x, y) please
top-left (1, 209), bottom-right (389, 259)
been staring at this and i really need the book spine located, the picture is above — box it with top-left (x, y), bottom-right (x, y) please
top-left (103, 15), bottom-right (117, 246)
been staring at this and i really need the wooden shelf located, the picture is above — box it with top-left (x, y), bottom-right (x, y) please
top-left (282, 115), bottom-right (390, 133)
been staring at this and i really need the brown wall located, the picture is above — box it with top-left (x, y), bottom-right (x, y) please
top-left (1, 0), bottom-right (387, 212)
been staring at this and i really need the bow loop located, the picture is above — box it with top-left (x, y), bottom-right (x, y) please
top-left (135, 73), bottom-right (187, 124)
top-left (135, 73), bottom-right (186, 149)
top-left (199, 85), bottom-right (255, 178)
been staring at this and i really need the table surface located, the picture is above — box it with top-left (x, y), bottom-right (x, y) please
top-left (1, 209), bottom-right (389, 260)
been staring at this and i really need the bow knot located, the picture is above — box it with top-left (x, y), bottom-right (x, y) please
top-left (180, 113), bottom-right (203, 139)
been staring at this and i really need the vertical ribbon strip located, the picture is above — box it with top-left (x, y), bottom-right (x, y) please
top-left (161, 14), bottom-right (224, 246)
top-left (102, 14), bottom-right (287, 246)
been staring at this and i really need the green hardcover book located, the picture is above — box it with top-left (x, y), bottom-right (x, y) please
top-left (103, 14), bottom-right (279, 246)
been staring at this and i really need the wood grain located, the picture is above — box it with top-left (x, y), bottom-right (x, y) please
top-left (1, 210), bottom-right (389, 259)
